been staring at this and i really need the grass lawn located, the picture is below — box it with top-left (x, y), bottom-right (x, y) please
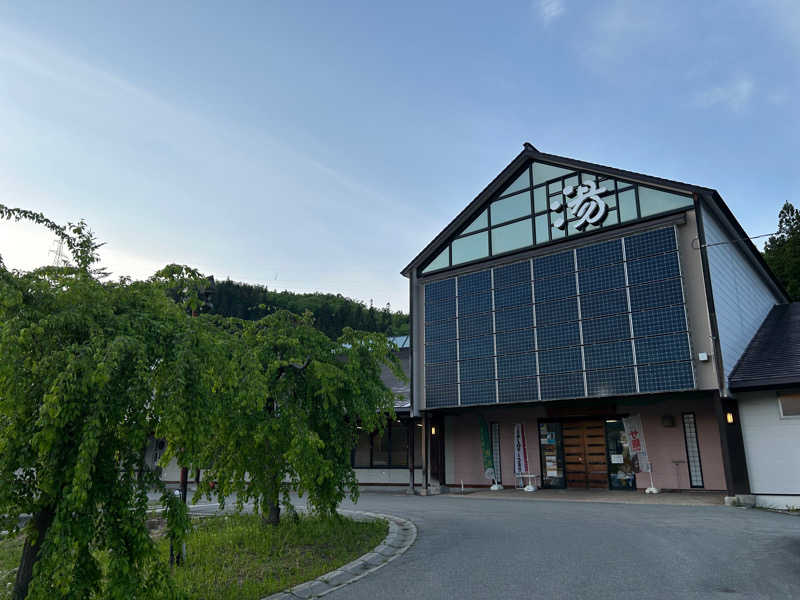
top-left (159, 513), bottom-right (387, 599)
top-left (0, 534), bottom-right (23, 598)
top-left (0, 513), bottom-right (386, 600)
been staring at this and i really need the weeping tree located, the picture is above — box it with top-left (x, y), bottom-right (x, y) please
top-left (191, 311), bottom-right (401, 524)
top-left (0, 206), bottom-right (211, 599)
top-left (0, 205), bottom-right (404, 598)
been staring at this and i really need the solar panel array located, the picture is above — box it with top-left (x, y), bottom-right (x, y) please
top-left (423, 226), bottom-right (694, 408)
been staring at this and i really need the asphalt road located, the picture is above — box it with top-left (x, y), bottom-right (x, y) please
top-left (319, 492), bottom-right (800, 600)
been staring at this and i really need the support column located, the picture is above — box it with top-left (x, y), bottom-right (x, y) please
top-left (406, 418), bottom-right (416, 494)
top-left (422, 413), bottom-right (429, 494)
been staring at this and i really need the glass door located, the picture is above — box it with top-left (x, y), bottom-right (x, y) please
top-left (538, 422), bottom-right (565, 489)
top-left (604, 419), bottom-right (635, 490)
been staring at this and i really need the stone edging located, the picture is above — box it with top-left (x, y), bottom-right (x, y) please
top-left (262, 510), bottom-right (417, 600)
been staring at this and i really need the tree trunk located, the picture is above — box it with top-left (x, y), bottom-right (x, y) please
top-left (263, 500), bottom-right (280, 526)
top-left (13, 507), bottom-right (55, 600)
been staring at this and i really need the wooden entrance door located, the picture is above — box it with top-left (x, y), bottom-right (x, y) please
top-left (562, 420), bottom-right (609, 489)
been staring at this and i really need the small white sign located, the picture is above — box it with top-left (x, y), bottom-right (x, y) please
top-left (611, 453), bottom-right (624, 464)
top-left (547, 470), bottom-right (558, 477)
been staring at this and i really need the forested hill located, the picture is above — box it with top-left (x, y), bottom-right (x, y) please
top-left (209, 279), bottom-right (409, 339)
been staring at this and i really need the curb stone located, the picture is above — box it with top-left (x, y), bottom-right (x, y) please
top-left (261, 510), bottom-right (417, 600)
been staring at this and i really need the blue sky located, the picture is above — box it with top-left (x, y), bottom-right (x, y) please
top-left (0, 1), bottom-right (798, 311)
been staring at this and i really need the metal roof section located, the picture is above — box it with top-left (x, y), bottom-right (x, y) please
top-left (729, 303), bottom-right (800, 391)
top-left (401, 143), bottom-right (788, 300)
top-left (381, 344), bottom-right (410, 412)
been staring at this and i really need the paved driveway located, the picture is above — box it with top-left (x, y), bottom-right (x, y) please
top-left (324, 492), bottom-right (800, 600)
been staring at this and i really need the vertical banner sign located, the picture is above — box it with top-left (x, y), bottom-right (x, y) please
top-left (513, 423), bottom-right (529, 474)
top-left (491, 422), bottom-right (502, 484)
top-left (622, 415), bottom-right (650, 473)
top-left (478, 416), bottom-right (496, 482)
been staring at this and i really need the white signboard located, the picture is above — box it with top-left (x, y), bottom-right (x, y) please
top-left (513, 423), bottom-right (530, 474)
top-left (622, 415), bottom-right (650, 472)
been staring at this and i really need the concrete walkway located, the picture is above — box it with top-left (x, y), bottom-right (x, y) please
top-left (455, 487), bottom-right (725, 505)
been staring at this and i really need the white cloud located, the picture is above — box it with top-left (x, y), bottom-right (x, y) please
top-left (537, 0), bottom-right (565, 24)
top-left (692, 76), bottom-right (755, 113)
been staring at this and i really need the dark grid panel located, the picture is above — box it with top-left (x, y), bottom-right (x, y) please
top-left (459, 334), bottom-right (495, 360)
top-left (638, 361), bottom-right (694, 392)
top-left (424, 341), bottom-right (457, 364)
top-left (457, 270), bottom-right (492, 296)
top-left (535, 297), bottom-right (579, 325)
top-left (632, 306), bottom-right (687, 337)
top-left (459, 312), bottom-right (493, 339)
top-left (459, 356), bottom-right (496, 383)
top-left (536, 321), bottom-right (581, 350)
top-left (494, 282), bottom-right (532, 309)
top-left (425, 361), bottom-right (458, 387)
top-left (683, 413), bottom-right (704, 487)
top-left (586, 367), bottom-right (636, 396)
top-left (634, 333), bottom-right (690, 364)
top-left (424, 319), bottom-right (457, 343)
top-left (582, 314), bottom-right (631, 344)
top-left (578, 263), bottom-right (626, 294)
top-left (495, 305), bottom-right (534, 333)
top-left (458, 291), bottom-right (492, 316)
top-left (425, 278), bottom-right (456, 303)
top-left (627, 252), bottom-right (680, 286)
top-left (629, 278), bottom-right (684, 311)
top-left (494, 261), bottom-right (531, 289)
top-left (425, 297), bottom-right (456, 322)
top-left (533, 251), bottom-right (574, 279)
top-left (497, 352), bottom-right (537, 380)
top-left (624, 227), bottom-right (677, 260)
top-left (583, 340), bottom-right (634, 370)
top-left (540, 371), bottom-right (585, 400)
top-left (580, 288), bottom-right (628, 319)
top-left (576, 239), bottom-right (623, 270)
top-left (496, 329), bottom-right (535, 355)
top-left (460, 380), bottom-right (497, 406)
top-left (499, 377), bottom-right (539, 404)
top-left (425, 384), bottom-right (458, 408)
top-left (534, 272), bottom-right (577, 302)
top-left (538, 346), bottom-right (583, 374)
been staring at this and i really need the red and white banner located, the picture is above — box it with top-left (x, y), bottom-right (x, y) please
top-left (623, 414), bottom-right (650, 473)
top-left (513, 423), bottom-right (530, 474)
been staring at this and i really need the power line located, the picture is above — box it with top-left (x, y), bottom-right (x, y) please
top-left (692, 231), bottom-right (778, 250)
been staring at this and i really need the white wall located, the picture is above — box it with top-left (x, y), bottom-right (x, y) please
top-left (739, 391), bottom-right (800, 509)
top-left (702, 207), bottom-right (781, 381)
top-left (354, 468), bottom-right (423, 485)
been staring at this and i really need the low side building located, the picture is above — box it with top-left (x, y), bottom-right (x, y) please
top-left (729, 303), bottom-right (800, 509)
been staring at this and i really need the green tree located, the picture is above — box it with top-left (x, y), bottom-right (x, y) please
top-left (763, 201), bottom-right (800, 300)
top-left (0, 206), bottom-right (206, 599)
top-left (192, 312), bottom-right (401, 524)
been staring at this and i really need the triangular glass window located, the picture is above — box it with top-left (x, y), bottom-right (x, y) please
top-left (500, 169), bottom-right (531, 196)
top-left (422, 247), bottom-right (449, 273)
top-left (533, 162), bottom-right (576, 186)
top-left (461, 209), bottom-right (488, 235)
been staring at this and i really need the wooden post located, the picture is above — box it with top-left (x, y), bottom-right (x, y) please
top-left (407, 418), bottom-right (415, 494)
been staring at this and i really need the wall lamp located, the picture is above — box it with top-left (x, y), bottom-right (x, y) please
top-left (726, 412), bottom-right (735, 424)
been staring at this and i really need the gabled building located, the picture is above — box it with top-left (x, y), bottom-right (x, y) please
top-left (402, 143), bottom-right (788, 495)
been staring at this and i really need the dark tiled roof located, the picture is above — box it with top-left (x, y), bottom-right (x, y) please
top-left (380, 347), bottom-right (410, 412)
top-left (729, 303), bottom-right (800, 391)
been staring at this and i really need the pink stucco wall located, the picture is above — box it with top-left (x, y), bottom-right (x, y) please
top-left (446, 405), bottom-right (546, 488)
top-left (631, 397), bottom-right (725, 491)
top-left (443, 396), bottom-right (726, 491)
